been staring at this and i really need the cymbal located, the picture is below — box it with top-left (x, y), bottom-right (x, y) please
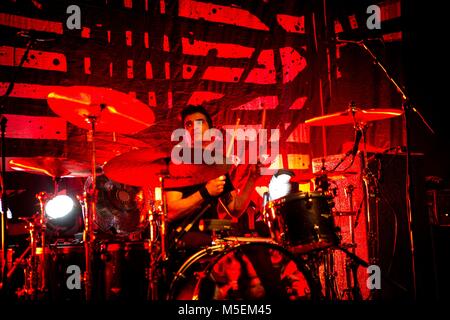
top-left (68, 132), bottom-right (151, 165)
top-left (103, 149), bottom-right (171, 187)
top-left (47, 86), bottom-right (155, 134)
top-left (305, 107), bottom-right (403, 126)
top-left (295, 170), bottom-right (358, 183)
top-left (103, 147), bottom-right (231, 187)
top-left (9, 157), bottom-right (91, 178)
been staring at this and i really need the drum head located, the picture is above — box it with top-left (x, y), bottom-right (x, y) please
top-left (168, 241), bottom-right (319, 300)
top-left (85, 175), bottom-right (149, 237)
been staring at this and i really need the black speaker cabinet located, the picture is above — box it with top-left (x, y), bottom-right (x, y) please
top-left (368, 153), bottom-right (436, 300)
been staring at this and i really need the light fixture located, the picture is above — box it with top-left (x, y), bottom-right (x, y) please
top-left (41, 194), bottom-right (84, 238)
top-left (45, 195), bottom-right (75, 219)
top-left (268, 169), bottom-right (295, 201)
top-left (0, 200), bottom-right (13, 219)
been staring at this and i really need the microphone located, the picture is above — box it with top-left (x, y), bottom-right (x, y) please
top-left (351, 129), bottom-right (363, 157)
top-left (16, 30), bottom-right (56, 42)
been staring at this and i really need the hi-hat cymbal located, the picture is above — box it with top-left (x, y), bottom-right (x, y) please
top-left (9, 157), bottom-right (91, 178)
top-left (305, 107), bottom-right (403, 126)
top-left (68, 132), bottom-right (151, 165)
top-left (103, 149), bottom-right (171, 187)
top-left (103, 147), bottom-right (231, 187)
top-left (47, 86), bottom-right (155, 134)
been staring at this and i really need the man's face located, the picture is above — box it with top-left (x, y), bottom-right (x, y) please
top-left (184, 112), bottom-right (210, 141)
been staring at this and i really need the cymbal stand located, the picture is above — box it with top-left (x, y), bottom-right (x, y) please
top-left (342, 184), bottom-right (362, 300)
top-left (83, 116), bottom-right (98, 301)
top-left (356, 123), bottom-right (380, 266)
top-left (36, 192), bottom-right (48, 297)
top-left (159, 176), bottom-right (168, 262)
top-left (147, 176), bottom-right (169, 300)
top-left (27, 217), bottom-right (39, 299)
top-left (146, 198), bottom-right (159, 301)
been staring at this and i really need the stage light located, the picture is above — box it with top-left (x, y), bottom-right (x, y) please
top-left (45, 195), bottom-right (74, 219)
top-left (41, 194), bottom-right (84, 239)
top-left (0, 200), bottom-right (13, 219)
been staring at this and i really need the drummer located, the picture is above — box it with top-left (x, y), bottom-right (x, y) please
top-left (165, 105), bottom-right (260, 248)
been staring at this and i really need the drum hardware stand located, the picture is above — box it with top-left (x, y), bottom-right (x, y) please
top-left (146, 200), bottom-right (160, 301)
top-left (36, 192), bottom-right (49, 297)
top-left (341, 185), bottom-right (363, 300)
top-left (83, 115), bottom-right (100, 301)
top-left (336, 244), bottom-right (407, 294)
top-left (322, 248), bottom-right (339, 300)
top-left (13, 213), bottom-right (43, 299)
top-left (146, 175), bottom-right (170, 300)
top-left (0, 116), bottom-right (8, 293)
top-left (342, 38), bottom-right (436, 299)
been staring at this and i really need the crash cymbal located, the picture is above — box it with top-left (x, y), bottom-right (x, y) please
top-left (9, 157), bottom-right (91, 178)
top-left (47, 86), bottom-right (155, 134)
top-left (305, 107), bottom-right (403, 126)
top-left (295, 170), bottom-right (358, 183)
top-left (103, 147), bottom-right (231, 187)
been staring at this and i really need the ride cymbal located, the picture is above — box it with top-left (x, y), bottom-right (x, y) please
top-left (305, 107), bottom-right (403, 126)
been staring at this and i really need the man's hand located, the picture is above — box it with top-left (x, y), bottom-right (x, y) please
top-left (205, 175), bottom-right (226, 196)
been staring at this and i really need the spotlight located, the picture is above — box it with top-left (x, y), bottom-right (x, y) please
top-left (0, 200), bottom-right (13, 219)
top-left (45, 195), bottom-right (74, 219)
top-left (40, 194), bottom-right (84, 239)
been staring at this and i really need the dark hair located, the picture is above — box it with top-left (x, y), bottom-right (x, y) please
top-left (181, 105), bottom-right (213, 128)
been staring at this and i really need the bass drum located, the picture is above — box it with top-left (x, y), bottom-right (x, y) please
top-left (167, 240), bottom-right (320, 300)
top-left (85, 174), bottom-right (149, 239)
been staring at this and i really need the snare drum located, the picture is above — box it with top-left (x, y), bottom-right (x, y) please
top-left (167, 240), bottom-right (320, 300)
top-left (265, 191), bottom-right (339, 253)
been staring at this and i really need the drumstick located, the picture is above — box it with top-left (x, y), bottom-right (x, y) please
top-left (226, 117), bottom-right (240, 160)
top-left (261, 104), bottom-right (267, 130)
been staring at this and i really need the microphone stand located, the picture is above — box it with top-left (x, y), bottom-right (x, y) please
top-left (1, 36), bottom-right (36, 294)
top-left (346, 39), bottom-right (435, 299)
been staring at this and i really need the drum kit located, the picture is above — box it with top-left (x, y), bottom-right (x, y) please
top-left (2, 86), bottom-right (403, 301)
